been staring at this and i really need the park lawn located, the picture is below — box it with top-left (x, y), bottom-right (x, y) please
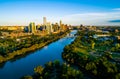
top-left (74, 47), bottom-right (89, 55)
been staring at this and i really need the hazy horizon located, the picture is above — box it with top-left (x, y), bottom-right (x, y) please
top-left (0, 0), bottom-right (120, 26)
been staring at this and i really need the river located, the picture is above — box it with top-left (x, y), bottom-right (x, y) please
top-left (0, 30), bottom-right (77, 79)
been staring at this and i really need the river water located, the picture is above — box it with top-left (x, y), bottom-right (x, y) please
top-left (0, 30), bottom-right (77, 79)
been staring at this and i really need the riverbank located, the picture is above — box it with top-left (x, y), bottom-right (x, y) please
top-left (0, 30), bottom-right (77, 79)
top-left (0, 30), bottom-right (70, 64)
top-left (22, 60), bottom-right (84, 79)
top-left (62, 30), bottom-right (120, 79)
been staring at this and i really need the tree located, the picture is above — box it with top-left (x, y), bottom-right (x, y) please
top-left (54, 60), bottom-right (60, 69)
top-left (115, 73), bottom-right (120, 79)
top-left (21, 75), bottom-right (33, 79)
top-left (91, 41), bottom-right (95, 49)
top-left (34, 66), bottom-right (44, 75)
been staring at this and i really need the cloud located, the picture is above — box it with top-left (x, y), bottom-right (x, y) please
top-left (61, 12), bottom-right (120, 26)
top-left (113, 8), bottom-right (120, 11)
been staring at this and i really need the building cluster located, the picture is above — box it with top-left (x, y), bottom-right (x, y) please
top-left (0, 17), bottom-right (71, 39)
top-left (25, 17), bottom-right (69, 34)
top-left (0, 17), bottom-right (70, 38)
top-left (0, 26), bottom-right (27, 38)
top-left (0, 26), bottom-right (24, 31)
top-left (77, 25), bottom-right (97, 31)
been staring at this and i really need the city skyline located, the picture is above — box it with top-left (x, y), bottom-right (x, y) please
top-left (0, 0), bottom-right (120, 26)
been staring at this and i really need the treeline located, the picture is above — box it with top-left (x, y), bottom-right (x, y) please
top-left (21, 60), bottom-right (84, 79)
top-left (62, 31), bottom-right (120, 79)
top-left (0, 32), bottom-right (66, 56)
top-left (0, 30), bottom-right (69, 63)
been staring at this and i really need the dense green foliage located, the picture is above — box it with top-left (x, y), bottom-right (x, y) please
top-left (0, 31), bottom-right (69, 63)
top-left (21, 60), bottom-right (84, 79)
top-left (62, 31), bottom-right (120, 79)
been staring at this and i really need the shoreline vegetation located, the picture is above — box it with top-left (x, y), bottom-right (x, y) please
top-left (22, 29), bottom-right (120, 79)
top-left (21, 60), bottom-right (84, 79)
top-left (62, 30), bottom-right (120, 79)
top-left (0, 30), bottom-right (70, 64)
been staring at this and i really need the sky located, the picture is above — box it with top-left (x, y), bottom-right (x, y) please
top-left (0, 0), bottom-right (120, 26)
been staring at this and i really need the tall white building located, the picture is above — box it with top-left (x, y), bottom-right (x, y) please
top-left (60, 20), bottom-right (62, 26)
top-left (43, 17), bottom-right (47, 25)
top-left (60, 20), bottom-right (63, 30)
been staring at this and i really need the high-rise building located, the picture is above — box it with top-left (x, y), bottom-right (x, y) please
top-left (46, 22), bottom-right (53, 34)
top-left (52, 23), bottom-right (59, 32)
top-left (28, 22), bottom-right (36, 33)
top-left (60, 20), bottom-right (62, 26)
top-left (43, 17), bottom-right (47, 25)
top-left (60, 20), bottom-right (63, 30)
